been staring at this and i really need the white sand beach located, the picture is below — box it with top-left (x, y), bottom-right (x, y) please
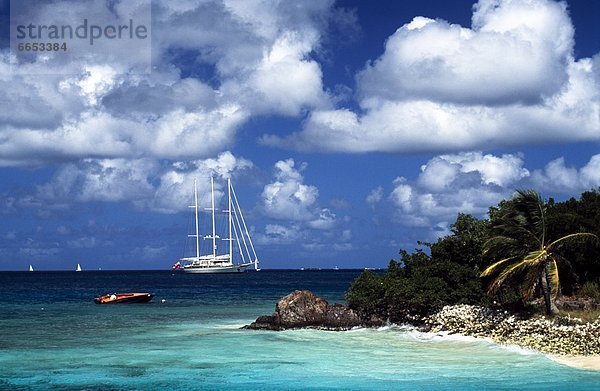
top-left (549, 355), bottom-right (600, 371)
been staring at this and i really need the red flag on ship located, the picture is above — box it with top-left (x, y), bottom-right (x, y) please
top-left (171, 261), bottom-right (181, 270)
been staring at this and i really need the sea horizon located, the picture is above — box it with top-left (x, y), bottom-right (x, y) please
top-left (1, 267), bottom-right (376, 272)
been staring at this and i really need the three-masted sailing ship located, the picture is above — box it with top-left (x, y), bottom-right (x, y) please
top-left (175, 177), bottom-right (259, 274)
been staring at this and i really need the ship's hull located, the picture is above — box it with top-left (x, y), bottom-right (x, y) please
top-left (182, 263), bottom-right (252, 274)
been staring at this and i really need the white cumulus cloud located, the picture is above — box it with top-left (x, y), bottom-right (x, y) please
top-left (530, 154), bottom-right (600, 194)
top-left (418, 152), bottom-right (529, 191)
top-left (0, 0), bottom-right (342, 167)
top-left (358, 0), bottom-right (573, 105)
top-left (382, 152), bottom-right (529, 229)
top-left (33, 151), bottom-right (253, 213)
top-left (374, 151), bottom-right (600, 239)
top-left (366, 186), bottom-right (384, 206)
top-left (261, 159), bottom-right (320, 221)
top-left (256, 158), bottom-right (356, 253)
top-left (254, 224), bottom-right (302, 245)
top-left (262, 0), bottom-right (600, 153)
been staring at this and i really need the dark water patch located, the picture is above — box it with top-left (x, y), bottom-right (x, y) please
top-left (49, 384), bottom-right (131, 391)
top-left (190, 362), bottom-right (221, 369)
top-left (118, 366), bottom-right (146, 378)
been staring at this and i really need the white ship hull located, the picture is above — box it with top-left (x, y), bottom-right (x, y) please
top-left (182, 263), bottom-right (252, 274)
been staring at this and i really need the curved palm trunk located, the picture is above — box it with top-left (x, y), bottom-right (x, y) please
top-left (539, 265), bottom-right (559, 315)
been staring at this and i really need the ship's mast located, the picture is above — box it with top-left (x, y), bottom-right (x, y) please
top-left (211, 176), bottom-right (217, 260)
top-left (228, 177), bottom-right (233, 264)
top-left (194, 179), bottom-right (200, 259)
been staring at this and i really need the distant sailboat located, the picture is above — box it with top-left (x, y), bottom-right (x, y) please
top-left (177, 177), bottom-right (259, 274)
top-left (28, 265), bottom-right (33, 272)
top-left (76, 263), bottom-right (82, 272)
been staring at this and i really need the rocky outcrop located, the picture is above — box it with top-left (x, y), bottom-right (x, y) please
top-left (276, 290), bottom-right (329, 328)
top-left (324, 304), bottom-right (363, 329)
top-left (422, 304), bottom-right (600, 356)
top-left (244, 290), bottom-right (361, 331)
top-left (245, 291), bottom-right (600, 356)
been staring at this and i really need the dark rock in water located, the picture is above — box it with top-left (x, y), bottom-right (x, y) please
top-left (246, 315), bottom-right (278, 330)
top-left (255, 315), bottom-right (275, 324)
top-left (323, 304), bottom-right (361, 329)
top-left (244, 290), bottom-right (362, 331)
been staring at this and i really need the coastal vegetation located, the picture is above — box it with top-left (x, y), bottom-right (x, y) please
top-left (346, 189), bottom-right (600, 320)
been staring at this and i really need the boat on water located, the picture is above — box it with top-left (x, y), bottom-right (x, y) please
top-left (76, 263), bottom-right (82, 272)
top-left (28, 265), bottom-right (33, 272)
top-left (174, 177), bottom-right (259, 274)
top-left (94, 292), bottom-right (154, 304)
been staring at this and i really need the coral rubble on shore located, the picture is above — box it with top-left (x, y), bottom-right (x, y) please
top-left (422, 304), bottom-right (600, 356)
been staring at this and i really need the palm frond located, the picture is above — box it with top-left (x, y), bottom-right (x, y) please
top-left (486, 251), bottom-right (544, 293)
top-left (522, 249), bottom-right (546, 262)
top-left (521, 264), bottom-right (546, 300)
top-left (485, 250), bottom-right (546, 294)
top-left (514, 189), bottom-right (546, 246)
top-left (480, 256), bottom-right (518, 277)
top-left (546, 232), bottom-right (598, 251)
top-left (488, 223), bottom-right (540, 248)
top-left (483, 236), bottom-right (522, 257)
top-left (483, 235), bottom-right (517, 249)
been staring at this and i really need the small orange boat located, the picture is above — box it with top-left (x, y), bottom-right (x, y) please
top-left (94, 292), bottom-right (154, 304)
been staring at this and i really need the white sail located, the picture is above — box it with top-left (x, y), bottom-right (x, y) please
top-left (29, 265), bottom-right (33, 272)
top-left (76, 263), bottom-right (82, 272)
top-left (178, 177), bottom-right (259, 274)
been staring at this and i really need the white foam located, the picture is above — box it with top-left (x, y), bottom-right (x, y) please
top-left (214, 322), bottom-right (250, 330)
top-left (401, 328), bottom-right (540, 357)
top-left (345, 326), bottom-right (368, 333)
top-left (497, 343), bottom-right (539, 356)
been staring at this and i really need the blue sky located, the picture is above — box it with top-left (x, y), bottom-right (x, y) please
top-left (0, 0), bottom-right (598, 270)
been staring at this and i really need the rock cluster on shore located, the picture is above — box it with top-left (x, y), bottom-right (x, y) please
top-left (244, 290), bottom-right (362, 331)
top-left (422, 304), bottom-right (600, 356)
top-left (245, 290), bottom-right (600, 356)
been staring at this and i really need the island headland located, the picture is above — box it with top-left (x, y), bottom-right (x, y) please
top-left (247, 189), bottom-right (600, 371)
top-left (244, 290), bottom-right (600, 371)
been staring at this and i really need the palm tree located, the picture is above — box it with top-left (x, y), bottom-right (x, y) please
top-left (481, 189), bottom-right (597, 315)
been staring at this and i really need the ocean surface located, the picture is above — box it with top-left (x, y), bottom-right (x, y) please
top-left (1, 270), bottom-right (599, 390)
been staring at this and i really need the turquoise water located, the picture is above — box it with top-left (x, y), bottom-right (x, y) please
top-left (1, 271), bottom-right (599, 390)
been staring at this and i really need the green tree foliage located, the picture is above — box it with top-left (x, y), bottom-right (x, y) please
top-left (346, 189), bottom-right (600, 320)
top-left (546, 189), bottom-right (600, 292)
top-left (429, 213), bottom-right (490, 270)
top-left (346, 214), bottom-right (489, 319)
top-left (344, 269), bottom-right (388, 312)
